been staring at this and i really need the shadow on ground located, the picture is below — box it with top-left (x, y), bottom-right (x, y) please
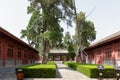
top-left (56, 65), bottom-right (62, 78)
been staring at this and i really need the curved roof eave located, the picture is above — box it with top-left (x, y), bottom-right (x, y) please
top-left (0, 27), bottom-right (39, 53)
top-left (85, 31), bottom-right (120, 50)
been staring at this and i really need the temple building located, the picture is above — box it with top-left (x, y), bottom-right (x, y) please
top-left (49, 49), bottom-right (68, 61)
top-left (85, 31), bottom-right (120, 65)
top-left (0, 27), bottom-right (39, 67)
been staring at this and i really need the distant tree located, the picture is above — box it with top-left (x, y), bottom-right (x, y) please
top-left (63, 32), bottom-right (75, 60)
top-left (63, 32), bottom-right (71, 48)
top-left (73, 12), bottom-right (96, 63)
top-left (67, 42), bottom-right (76, 60)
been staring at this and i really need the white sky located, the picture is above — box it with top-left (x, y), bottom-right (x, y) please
top-left (0, 0), bottom-right (120, 43)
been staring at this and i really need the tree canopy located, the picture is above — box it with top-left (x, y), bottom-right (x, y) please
top-left (21, 1), bottom-right (96, 63)
top-left (73, 12), bottom-right (96, 48)
top-left (21, 0), bottom-right (76, 63)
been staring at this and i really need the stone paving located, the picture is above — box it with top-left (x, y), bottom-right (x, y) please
top-left (0, 67), bottom-right (16, 80)
top-left (0, 63), bottom-right (116, 80)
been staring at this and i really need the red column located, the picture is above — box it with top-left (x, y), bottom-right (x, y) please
top-left (14, 45), bottom-right (17, 66)
top-left (60, 55), bottom-right (62, 61)
top-left (113, 43), bottom-right (116, 65)
top-left (101, 47), bottom-right (104, 64)
top-left (53, 55), bottom-right (55, 61)
top-left (94, 49), bottom-right (97, 64)
top-left (2, 39), bottom-right (7, 67)
top-left (21, 49), bottom-right (24, 65)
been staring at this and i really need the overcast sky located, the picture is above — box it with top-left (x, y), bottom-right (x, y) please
top-left (0, 0), bottom-right (120, 43)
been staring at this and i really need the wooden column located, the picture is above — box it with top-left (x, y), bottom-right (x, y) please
top-left (60, 55), bottom-right (62, 61)
top-left (2, 39), bottom-right (7, 67)
top-left (94, 49), bottom-right (97, 64)
top-left (113, 43), bottom-right (116, 65)
top-left (53, 55), bottom-right (55, 61)
top-left (21, 49), bottom-right (24, 65)
top-left (14, 45), bottom-right (18, 66)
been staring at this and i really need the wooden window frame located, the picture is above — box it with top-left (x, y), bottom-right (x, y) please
top-left (7, 45), bottom-right (14, 59)
top-left (118, 46), bottom-right (120, 57)
top-left (0, 45), bottom-right (1, 58)
top-left (105, 48), bottom-right (112, 58)
top-left (17, 48), bottom-right (22, 59)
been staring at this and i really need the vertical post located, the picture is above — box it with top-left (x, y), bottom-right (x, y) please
top-left (114, 65), bottom-right (120, 80)
top-left (97, 65), bottom-right (104, 80)
top-left (99, 70), bottom-right (103, 80)
top-left (17, 69), bottom-right (24, 80)
top-left (53, 55), bottom-right (55, 61)
top-left (116, 70), bottom-right (119, 80)
top-left (2, 39), bottom-right (7, 67)
top-left (21, 49), bottom-right (24, 65)
top-left (14, 45), bottom-right (17, 66)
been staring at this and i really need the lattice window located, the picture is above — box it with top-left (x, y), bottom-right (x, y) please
top-left (17, 48), bottom-right (22, 59)
top-left (24, 52), bottom-right (27, 58)
top-left (0, 41), bottom-right (2, 59)
top-left (7, 45), bottom-right (14, 59)
top-left (0, 45), bottom-right (1, 58)
top-left (91, 53), bottom-right (94, 59)
top-left (118, 46), bottom-right (120, 57)
top-left (29, 54), bottom-right (32, 59)
top-left (105, 48), bottom-right (112, 58)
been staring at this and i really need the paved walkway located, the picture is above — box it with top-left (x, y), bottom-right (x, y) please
top-left (0, 67), bottom-right (16, 80)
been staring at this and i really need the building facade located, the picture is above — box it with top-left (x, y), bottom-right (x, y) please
top-left (85, 31), bottom-right (120, 65)
top-left (0, 27), bottom-right (39, 67)
top-left (49, 49), bottom-right (68, 61)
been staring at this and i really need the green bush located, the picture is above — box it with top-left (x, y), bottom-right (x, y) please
top-left (16, 63), bottom-right (56, 78)
top-left (47, 61), bottom-right (56, 65)
top-left (63, 61), bottom-right (78, 70)
top-left (79, 67), bottom-right (116, 78)
top-left (63, 61), bottom-right (118, 78)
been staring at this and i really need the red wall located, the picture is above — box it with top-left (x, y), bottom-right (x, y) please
top-left (86, 41), bottom-right (120, 65)
top-left (0, 33), bottom-right (39, 67)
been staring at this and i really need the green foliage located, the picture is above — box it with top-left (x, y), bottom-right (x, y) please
top-left (67, 42), bottom-right (75, 60)
top-left (21, 10), bottom-right (42, 49)
top-left (47, 61), bottom-right (56, 65)
top-left (73, 11), bottom-right (96, 48)
top-left (27, 0), bottom-right (75, 27)
top-left (63, 32), bottom-right (72, 48)
top-left (16, 63), bottom-right (56, 78)
top-left (63, 32), bottom-right (75, 60)
top-left (77, 65), bottom-right (116, 78)
top-left (63, 61), bottom-right (78, 70)
top-left (63, 61), bottom-right (118, 78)
top-left (43, 30), bottom-right (63, 47)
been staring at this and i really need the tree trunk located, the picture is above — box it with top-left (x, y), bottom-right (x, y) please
top-left (42, 40), bottom-right (51, 64)
top-left (76, 46), bottom-right (85, 63)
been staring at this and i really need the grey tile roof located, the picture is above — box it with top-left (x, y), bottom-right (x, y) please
top-left (50, 49), bottom-right (68, 54)
top-left (86, 31), bottom-right (120, 50)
